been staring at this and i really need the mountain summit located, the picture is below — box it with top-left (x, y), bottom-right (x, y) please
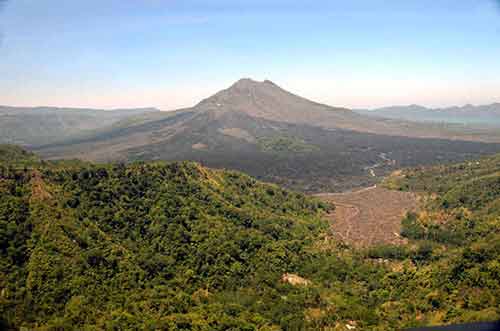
top-left (195, 78), bottom-right (354, 124)
top-left (230, 78), bottom-right (275, 89)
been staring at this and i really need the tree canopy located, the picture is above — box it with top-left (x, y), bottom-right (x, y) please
top-left (1, 146), bottom-right (499, 330)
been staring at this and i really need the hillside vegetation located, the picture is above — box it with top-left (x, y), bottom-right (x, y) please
top-left (0, 145), bottom-right (336, 330)
top-left (1, 146), bottom-right (500, 330)
top-left (379, 155), bottom-right (500, 324)
top-left (0, 145), bottom-right (39, 163)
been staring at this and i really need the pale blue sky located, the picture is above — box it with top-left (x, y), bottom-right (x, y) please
top-left (1, 0), bottom-right (499, 109)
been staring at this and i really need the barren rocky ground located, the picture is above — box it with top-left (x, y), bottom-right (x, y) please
top-left (316, 186), bottom-right (419, 247)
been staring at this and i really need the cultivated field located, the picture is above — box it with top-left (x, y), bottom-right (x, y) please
top-left (316, 186), bottom-right (418, 247)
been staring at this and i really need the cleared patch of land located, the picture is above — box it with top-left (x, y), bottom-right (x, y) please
top-left (316, 186), bottom-right (418, 247)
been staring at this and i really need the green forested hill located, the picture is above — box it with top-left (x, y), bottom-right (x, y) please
top-left (380, 156), bottom-right (500, 325)
top-left (1, 146), bottom-right (500, 330)
top-left (0, 144), bottom-right (39, 163)
top-left (0, 149), bottom-right (333, 330)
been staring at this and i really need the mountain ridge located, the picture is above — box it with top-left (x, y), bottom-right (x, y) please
top-left (0, 106), bottom-right (161, 146)
top-left (356, 103), bottom-right (500, 126)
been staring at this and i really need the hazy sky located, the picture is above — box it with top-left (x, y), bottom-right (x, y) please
top-left (1, 0), bottom-right (499, 110)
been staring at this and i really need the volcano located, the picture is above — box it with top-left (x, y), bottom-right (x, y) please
top-left (34, 79), bottom-right (500, 192)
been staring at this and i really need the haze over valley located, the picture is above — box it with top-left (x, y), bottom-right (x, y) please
top-left (355, 103), bottom-right (500, 127)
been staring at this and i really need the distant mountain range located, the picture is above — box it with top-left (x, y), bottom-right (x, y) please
top-left (25, 79), bottom-right (500, 192)
top-left (355, 103), bottom-right (500, 126)
top-left (0, 106), bottom-right (160, 146)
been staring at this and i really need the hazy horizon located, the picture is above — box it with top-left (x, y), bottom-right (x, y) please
top-left (1, 0), bottom-right (500, 110)
top-left (0, 77), bottom-right (499, 112)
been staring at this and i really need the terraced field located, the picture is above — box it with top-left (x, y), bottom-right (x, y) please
top-left (316, 186), bottom-right (419, 247)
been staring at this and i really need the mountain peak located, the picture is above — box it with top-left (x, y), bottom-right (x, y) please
top-left (229, 78), bottom-right (275, 90)
top-left (232, 77), bottom-right (258, 85)
top-left (196, 78), bottom-right (296, 111)
top-left (195, 78), bottom-right (354, 122)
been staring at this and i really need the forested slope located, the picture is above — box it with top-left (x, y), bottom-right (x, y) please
top-left (0, 146), bottom-right (335, 330)
top-left (1, 146), bottom-right (500, 330)
top-left (379, 156), bottom-right (500, 326)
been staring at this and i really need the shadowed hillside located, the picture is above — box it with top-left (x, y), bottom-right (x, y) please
top-left (0, 106), bottom-right (160, 146)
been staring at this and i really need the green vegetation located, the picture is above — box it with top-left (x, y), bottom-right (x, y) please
top-left (0, 144), bottom-right (39, 163)
top-left (377, 155), bottom-right (500, 325)
top-left (1, 145), bottom-right (336, 330)
top-left (1, 146), bottom-right (500, 330)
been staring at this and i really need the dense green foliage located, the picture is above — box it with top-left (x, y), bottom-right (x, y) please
top-left (2, 146), bottom-right (500, 330)
top-left (378, 156), bottom-right (500, 326)
top-left (1, 147), bottom-right (338, 330)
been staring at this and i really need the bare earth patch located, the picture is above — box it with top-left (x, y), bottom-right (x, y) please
top-left (316, 186), bottom-right (418, 248)
top-left (192, 143), bottom-right (209, 150)
top-left (281, 273), bottom-right (311, 286)
top-left (30, 171), bottom-right (52, 202)
top-left (218, 127), bottom-right (256, 143)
